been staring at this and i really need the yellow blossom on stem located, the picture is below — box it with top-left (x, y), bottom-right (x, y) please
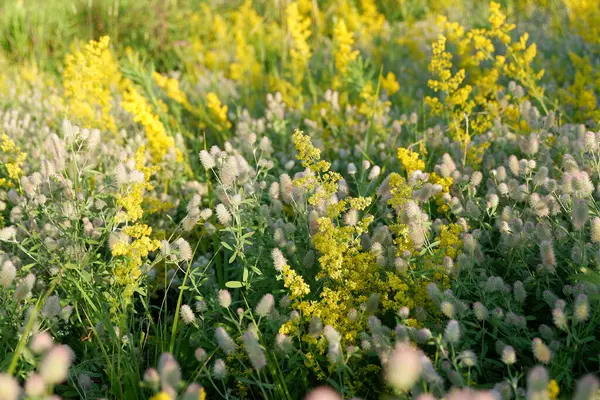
top-left (286, 2), bottom-right (312, 84)
top-left (381, 72), bottom-right (400, 95)
top-left (121, 80), bottom-right (178, 163)
top-left (0, 134), bottom-right (26, 188)
top-left (205, 92), bottom-right (232, 132)
top-left (547, 379), bottom-right (559, 400)
top-left (152, 72), bottom-right (192, 110)
top-left (333, 19), bottom-right (359, 76)
top-left (282, 264), bottom-right (311, 299)
top-left (111, 147), bottom-right (161, 311)
top-left (63, 36), bottom-right (119, 133)
top-left (397, 147), bottom-right (425, 175)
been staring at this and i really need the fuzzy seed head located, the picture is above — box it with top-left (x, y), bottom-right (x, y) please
top-left (470, 171), bottom-right (483, 187)
top-left (243, 331), bottom-right (267, 371)
top-left (0, 261), bottom-right (16, 288)
top-left (0, 374), bottom-right (20, 400)
top-left (572, 198), bottom-right (589, 230)
top-left (215, 203), bottom-right (231, 226)
top-left (573, 375), bottom-right (599, 400)
top-left (591, 218), bottom-right (600, 243)
top-left (195, 348), bottom-right (207, 362)
top-left (385, 343), bottom-right (422, 391)
top-left (39, 345), bottom-right (73, 385)
top-left (271, 248), bottom-right (287, 272)
top-left (472, 302), bottom-right (488, 321)
top-left (305, 387), bottom-right (342, 400)
top-left (444, 320), bottom-right (461, 344)
top-left (532, 338), bottom-right (551, 364)
top-left (199, 150), bottom-right (216, 170)
top-left (0, 226), bottom-right (17, 242)
top-left (255, 293), bottom-right (275, 317)
top-left (368, 165), bottom-right (381, 181)
top-left (180, 304), bottom-right (196, 325)
top-left (552, 308), bottom-right (567, 331)
top-left (218, 290), bottom-right (232, 308)
top-left (213, 359), bottom-right (227, 379)
top-left (459, 350), bottom-right (477, 368)
top-left (574, 294), bottom-right (590, 323)
top-left (527, 366), bottom-right (549, 396)
top-left (501, 346), bottom-right (516, 365)
top-left (415, 328), bottom-right (432, 344)
top-left (275, 333), bottom-right (294, 354)
top-left (513, 281), bottom-right (527, 303)
top-left (440, 301), bottom-right (456, 319)
top-left (24, 374), bottom-right (45, 397)
top-left (215, 327), bottom-right (236, 355)
top-left (540, 240), bottom-right (556, 273)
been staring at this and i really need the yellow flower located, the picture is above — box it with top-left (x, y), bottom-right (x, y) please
top-left (547, 379), bottom-right (560, 400)
top-left (397, 147), bottom-right (425, 175)
top-left (438, 223), bottom-right (463, 259)
top-left (149, 391), bottom-right (172, 400)
top-left (205, 92), bottom-right (231, 132)
top-left (564, 0), bottom-right (600, 46)
top-left (358, 0), bottom-right (385, 42)
top-left (152, 72), bottom-right (191, 110)
top-left (286, 2), bottom-right (312, 84)
top-left (282, 264), bottom-right (311, 299)
top-left (381, 72), bottom-right (400, 95)
top-left (63, 36), bottom-right (119, 132)
top-left (121, 81), bottom-right (177, 163)
top-left (0, 134), bottom-right (26, 186)
top-left (111, 147), bottom-right (161, 310)
top-left (333, 18), bottom-right (359, 76)
top-left (228, 11), bottom-right (262, 86)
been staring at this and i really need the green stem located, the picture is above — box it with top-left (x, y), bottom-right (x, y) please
top-left (8, 272), bottom-right (62, 375)
top-left (169, 259), bottom-right (193, 354)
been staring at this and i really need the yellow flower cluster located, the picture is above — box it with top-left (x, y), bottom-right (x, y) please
top-left (111, 147), bottom-right (161, 310)
top-left (558, 53), bottom-right (600, 121)
top-left (152, 72), bottom-right (191, 110)
top-left (149, 391), bottom-right (171, 400)
top-left (292, 130), bottom-right (340, 207)
top-left (121, 80), bottom-right (178, 163)
top-left (387, 173), bottom-right (417, 254)
top-left (111, 223), bottom-right (160, 292)
top-left (333, 19), bottom-right (359, 77)
top-left (63, 36), bottom-right (119, 132)
top-left (563, 0), bottom-right (600, 46)
top-left (282, 264), bottom-right (311, 299)
top-left (286, 2), bottom-right (312, 84)
top-left (0, 134), bottom-right (26, 188)
top-left (115, 146), bottom-right (159, 224)
top-left (425, 35), bottom-right (473, 125)
top-left (380, 72), bottom-right (400, 95)
top-left (286, 132), bottom-right (423, 342)
top-left (358, 0), bottom-right (386, 42)
top-left (397, 147), bottom-right (425, 175)
top-left (205, 92), bottom-right (231, 132)
top-left (437, 223), bottom-right (463, 259)
top-left (429, 172), bottom-right (454, 213)
top-left (426, 2), bottom-right (544, 167)
top-left (229, 2), bottom-right (263, 86)
top-left (547, 379), bottom-right (560, 400)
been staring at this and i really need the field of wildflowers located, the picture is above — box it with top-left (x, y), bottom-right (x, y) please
top-left (0, 0), bottom-right (599, 399)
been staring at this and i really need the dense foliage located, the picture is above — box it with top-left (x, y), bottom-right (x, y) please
top-left (0, 0), bottom-right (598, 399)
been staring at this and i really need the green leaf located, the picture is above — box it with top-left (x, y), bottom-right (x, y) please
top-left (225, 280), bottom-right (243, 288)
